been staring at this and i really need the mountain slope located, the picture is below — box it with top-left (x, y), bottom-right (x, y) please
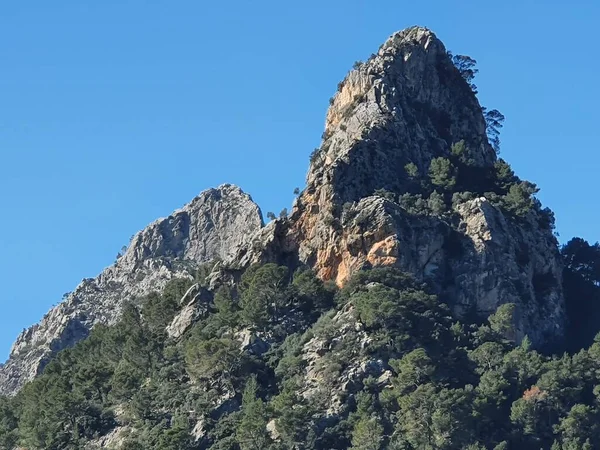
top-left (0, 184), bottom-right (263, 396)
top-left (0, 25), bottom-right (593, 450)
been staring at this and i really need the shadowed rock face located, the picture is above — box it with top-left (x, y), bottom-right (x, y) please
top-left (0, 184), bottom-right (263, 396)
top-left (0, 26), bottom-right (567, 396)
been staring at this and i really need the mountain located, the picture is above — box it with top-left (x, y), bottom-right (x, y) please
top-left (0, 184), bottom-right (263, 395)
top-left (285, 27), bottom-right (564, 346)
top-left (2, 26), bottom-right (597, 450)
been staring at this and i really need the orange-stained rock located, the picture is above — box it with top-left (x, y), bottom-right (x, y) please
top-left (367, 235), bottom-right (400, 268)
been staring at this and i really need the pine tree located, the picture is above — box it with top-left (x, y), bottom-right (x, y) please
top-left (236, 376), bottom-right (271, 450)
top-left (429, 157), bottom-right (456, 190)
top-left (351, 417), bottom-right (384, 450)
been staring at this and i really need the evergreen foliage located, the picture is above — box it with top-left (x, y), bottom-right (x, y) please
top-left (562, 238), bottom-right (600, 351)
top-left (2, 264), bottom-right (600, 449)
top-left (428, 157), bottom-right (457, 190)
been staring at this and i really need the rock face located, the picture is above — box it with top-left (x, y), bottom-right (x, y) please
top-left (301, 304), bottom-right (387, 416)
top-left (0, 184), bottom-right (263, 396)
top-left (166, 284), bottom-right (213, 339)
top-left (291, 27), bottom-right (495, 282)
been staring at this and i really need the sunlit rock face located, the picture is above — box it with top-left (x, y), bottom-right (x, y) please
top-left (0, 184), bottom-right (263, 395)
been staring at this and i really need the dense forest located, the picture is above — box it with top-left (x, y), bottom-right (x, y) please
top-left (0, 234), bottom-right (599, 449)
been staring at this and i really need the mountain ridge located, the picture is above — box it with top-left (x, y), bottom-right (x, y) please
top-left (0, 184), bottom-right (263, 395)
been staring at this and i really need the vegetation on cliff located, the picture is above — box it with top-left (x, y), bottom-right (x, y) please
top-left (1, 251), bottom-right (600, 449)
top-left (0, 26), bottom-right (597, 450)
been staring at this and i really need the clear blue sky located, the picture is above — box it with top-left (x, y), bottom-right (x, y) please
top-left (1, 1), bottom-right (598, 359)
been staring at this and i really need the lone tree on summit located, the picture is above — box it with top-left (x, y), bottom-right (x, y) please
top-left (483, 107), bottom-right (506, 154)
top-left (448, 52), bottom-right (478, 92)
top-left (449, 51), bottom-right (506, 155)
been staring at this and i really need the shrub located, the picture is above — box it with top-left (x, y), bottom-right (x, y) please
top-left (503, 182), bottom-right (539, 216)
top-left (404, 162), bottom-right (418, 179)
top-left (427, 190), bottom-right (446, 215)
top-left (429, 157), bottom-right (457, 190)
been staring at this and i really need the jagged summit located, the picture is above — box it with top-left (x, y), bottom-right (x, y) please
top-left (319, 24), bottom-right (494, 199)
top-left (0, 27), bottom-right (566, 397)
top-left (291, 24), bottom-right (498, 280)
top-left (122, 184), bottom-right (263, 266)
top-left (0, 184), bottom-right (263, 395)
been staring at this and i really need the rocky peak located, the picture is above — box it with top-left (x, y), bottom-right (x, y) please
top-left (0, 184), bottom-right (263, 396)
top-left (312, 26), bottom-right (494, 205)
top-left (278, 26), bottom-right (565, 346)
top-left (122, 184), bottom-right (263, 266)
top-left (291, 27), bottom-right (496, 282)
top-left (0, 27), bottom-right (567, 398)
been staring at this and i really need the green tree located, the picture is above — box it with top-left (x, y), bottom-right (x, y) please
top-left (483, 108), bottom-right (505, 154)
top-left (236, 376), bottom-right (271, 450)
top-left (489, 303), bottom-right (517, 341)
top-left (351, 417), bottom-right (384, 450)
top-left (0, 397), bottom-right (18, 449)
top-left (271, 379), bottom-right (314, 448)
top-left (503, 182), bottom-right (539, 216)
top-left (562, 238), bottom-right (600, 350)
top-left (240, 264), bottom-right (288, 329)
top-left (429, 157), bottom-right (456, 190)
top-left (555, 404), bottom-right (598, 449)
top-left (213, 286), bottom-right (240, 331)
top-left (292, 268), bottom-right (333, 312)
top-left (405, 162), bottom-right (418, 178)
top-left (469, 342), bottom-right (506, 374)
top-left (185, 337), bottom-right (241, 383)
top-left (494, 159), bottom-right (516, 191)
top-left (451, 140), bottom-right (474, 165)
top-left (562, 238), bottom-right (600, 284)
top-left (390, 348), bottom-right (435, 392)
top-left (396, 384), bottom-right (474, 449)
top-left (448, 52), bottom-right (479, 92)
top-left (427, 190), bottom-right (446, 215)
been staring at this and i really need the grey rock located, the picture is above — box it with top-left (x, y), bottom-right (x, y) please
top-left (0, 184), bottom-right (263, 395)
top-left (191, 418), bottom-right (207, 443)
top-left (166, 284), bottom-right (213, 339)
top-left (301, 304), bottom-right (375, 416)
top-left (235, 329), bottom-right (270, 355)
top-left (266, 419), bottom-right (280, 441)
top-left (85, 427), bottom-right (128, 449)
top-left (326, 195), bottom-right (564, 346)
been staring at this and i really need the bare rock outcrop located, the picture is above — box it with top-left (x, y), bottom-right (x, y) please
top-left (0, 184), bottom-right (263, 395)
top-left (281, 27), bottom-right (565, 346)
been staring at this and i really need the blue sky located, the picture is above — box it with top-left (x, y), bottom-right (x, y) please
top-left (0, 1), bottom-right (598, 359)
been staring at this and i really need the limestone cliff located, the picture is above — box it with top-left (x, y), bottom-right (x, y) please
top-left (283, 27), bottom-right (564, 346)
top-left (0, 184), bottom-right (263, 396)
